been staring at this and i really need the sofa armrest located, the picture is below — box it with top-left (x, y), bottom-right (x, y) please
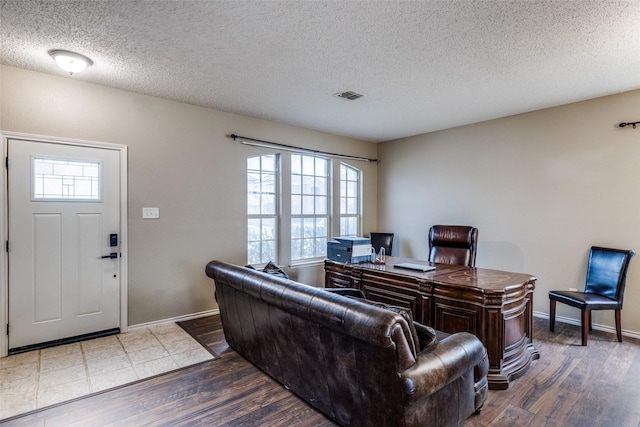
top-left (323, 287), bottom-right (365, 299)
top-left (399, 332), bottom-right (487, 405)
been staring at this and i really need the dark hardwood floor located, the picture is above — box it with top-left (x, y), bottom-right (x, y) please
top-left (3, 315), bottom-right (640, 426)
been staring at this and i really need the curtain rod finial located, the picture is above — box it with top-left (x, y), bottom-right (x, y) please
top-left (618, 121), bottom-right (640, 129)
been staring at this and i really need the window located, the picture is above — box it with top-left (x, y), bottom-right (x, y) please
top-left (246, 151), bottom-right (364, 266)
top-left (339, 163), bottom-right (360, 236)
top-left (247, 154), bottom-right (278, 264)
top-left (33, 157), bottom-right (101, 201)
top-left (291, 154), bottom-right (329, 261)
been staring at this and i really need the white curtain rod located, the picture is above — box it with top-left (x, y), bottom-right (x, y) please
top-left (229, 134), bottom-right (378, 163)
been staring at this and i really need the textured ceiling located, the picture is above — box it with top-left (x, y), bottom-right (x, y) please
top-left (1, 0), bottom-right (640, 142)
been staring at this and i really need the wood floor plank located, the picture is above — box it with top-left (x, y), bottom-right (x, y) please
top-left (4, 315), bottom-right (640, 427)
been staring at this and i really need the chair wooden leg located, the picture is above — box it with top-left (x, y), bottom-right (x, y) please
top-left (615, 309), bottom-right (623, 342)
top-left (581, 310), bottom-right (589, 346)
top-left (589, 313), bottom-right (593, 331)
top-left (549, 299), bottom-right (556, 332)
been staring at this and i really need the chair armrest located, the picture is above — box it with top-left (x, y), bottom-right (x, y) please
top-left (323, 288), bottom-right (365, 298)
top-left (399, 332), bottom-right (487, 405)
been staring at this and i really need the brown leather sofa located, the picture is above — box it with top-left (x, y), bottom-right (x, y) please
top-left (206, 260), bottom-right (488, 427)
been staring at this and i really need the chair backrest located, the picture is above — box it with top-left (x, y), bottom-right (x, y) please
top-left (428, 225), bottom-right (478, 267)
top-left (370, 232), bottom-right (394, 255)
top-left (585, 246), bottom-right (635, 303)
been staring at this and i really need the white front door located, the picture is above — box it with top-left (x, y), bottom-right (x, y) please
top-left (8, 138), bottom-right (122, 350)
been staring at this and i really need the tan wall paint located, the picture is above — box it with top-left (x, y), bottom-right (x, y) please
top-left (378, 89), bottom-right (640, 333)
top-left (0, 65), bottom-right (378, 326)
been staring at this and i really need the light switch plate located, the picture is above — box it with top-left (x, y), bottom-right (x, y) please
top-left (142, 207), bottom-right (160, 219)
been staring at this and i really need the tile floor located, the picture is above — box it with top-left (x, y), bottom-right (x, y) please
top-left (0, 322), bottom-right (215, 420)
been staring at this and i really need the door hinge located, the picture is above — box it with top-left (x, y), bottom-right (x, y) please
top-left (5, 241), bottom-right (8, 253)
top-left (5, 157), bottom-right (7, 168)
top-left (6, 324), bottom-right (8, 336)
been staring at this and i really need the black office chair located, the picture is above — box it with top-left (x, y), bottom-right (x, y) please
top-left (549, 246), bottom-right (635, 346)
top-left (370, 232), bottom-right (394, 256)
top-left (428, 225), bottom-right (478, 267)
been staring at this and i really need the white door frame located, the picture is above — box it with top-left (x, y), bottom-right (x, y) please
top-left (0, 131), bottom-right (128, 357)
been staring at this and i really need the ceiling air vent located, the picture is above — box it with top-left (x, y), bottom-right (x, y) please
top-left (334, 90), bottom-right (365, 101)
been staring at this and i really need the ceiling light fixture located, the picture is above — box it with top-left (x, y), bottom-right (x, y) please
top-left (48, 49), bottom-right (93, 75)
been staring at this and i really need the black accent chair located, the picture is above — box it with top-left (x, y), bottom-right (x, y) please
top-left (549, 246), bottom-right (635, 346)
top-left (428, 225), bottom-right (478, 267)
top-left (370, 232), bottom-right (394, 256)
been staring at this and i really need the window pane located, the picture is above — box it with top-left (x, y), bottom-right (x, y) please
top-left (247, 156), bottom-right (260, 170)
top-left (347, 181), bottom-right (357, 197)
top-left (340, 217), bottom-right (358, 237)
top-left (347, 197), bottom-right (357, 214)
top-left (347, 167), bottom-right (357, 181)
top-left (261, 194), bottom-right (275, 215)
top-left (291, 155), bottom-right (329, 262)
top-left (248, 193), bottom-right (260, 215)
top-left (248, 242), bottom-right (261, 264)
top-left (302, 175), bottom-right (315, 194)
top-left (315, 237), bottom-right (327, 257)
top-left (262, 240), bottom-right (275, 262)
top-left (303, 218), bottom-right (315, 237)
top-left (291, 155), bottom-right (301, 174)
top-left (291, 238), bottom-right (302, 260)
top-left (315, 157), bottom-right (326, 175)
top-left (33, 157), bottom-right (101, 200)
top-left (262, 218), bottom-right (275, 239)
top-left (262, 155), bottom-right (276, 172)
top-left (247, 172), bottom-right (261, 192)
top-left (302, 156), bottom-right (314, 173)
top-left (291, 218), bottom-right (303, 238)
top-left (301, 238), bottom-right (314, 258)
top-left (247, 154), bottom-right (279, 264)
top-left (339, 163), bottom-right (360, 237)
top-left (248, 219), bottom-right (261, 240)
top-left (262, 174), bottom-right (275, 194)
top-left (302, 195), bottom-right (315, 215)
top-left (315, 217), bottom-right (326, 237)
top-left (315, 177), bottom-right (326, 195)
top-left (315, 195), bottom-right (327, 215)
top-left (291, 195), bottom-right (302, 215)
top-left (291, 174), bottom-right (302, 195)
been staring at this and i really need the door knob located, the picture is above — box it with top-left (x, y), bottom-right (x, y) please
top-left (101, 252), bottom-right (118, 259)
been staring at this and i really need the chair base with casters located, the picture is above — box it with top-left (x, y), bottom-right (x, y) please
top-left (548, 246), bottom-right (635, 346)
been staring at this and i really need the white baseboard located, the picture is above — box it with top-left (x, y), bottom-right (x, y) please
top-left (127, 309), bottom-right (220, 332)
top-left (533, 310), bottom-right (640, 341)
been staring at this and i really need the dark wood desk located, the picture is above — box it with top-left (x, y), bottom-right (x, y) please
top-left (325, 257), bottom-right (539, 390)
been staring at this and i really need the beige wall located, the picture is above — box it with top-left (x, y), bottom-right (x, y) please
top-left (378, 89), bottom-right (640, 334)
top-left (0, 65), bottom-right (378, 326)
top-left (5, 62), bottom-right (639, 335)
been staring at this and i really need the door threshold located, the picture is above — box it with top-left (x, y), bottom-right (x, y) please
top-left (9, 328), bottom-right (120, 355)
